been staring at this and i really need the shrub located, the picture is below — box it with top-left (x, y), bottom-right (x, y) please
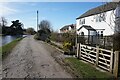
top-left (50, 32), bottom-right (76, 55)
top-left (45, 38), bottom-right (51, 43)
top-left (63, 42), bottom-right (74, 55)
top-left (34, 34), bottom-right (39, 40)
top-left (63, 42), bottom-right (72, 50)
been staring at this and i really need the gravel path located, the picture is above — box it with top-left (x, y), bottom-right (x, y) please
top-left (2, 36), bottom-right (72, 78)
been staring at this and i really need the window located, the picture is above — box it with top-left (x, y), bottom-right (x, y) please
top-left (97, 31), bottom-right (99, 36)
top-left (79, 18), bottom-right (85, 24)
top-left (101, 31), bottom-right (103, 37)
top-left (96, 15), bottom-right (99, 22)
top-left (79, 19), bottom-right (81, 25)
top-left (101, 31), bottom-right (103, 34)
top-left (96, 13), bottom-right (106, 22)
top-left (82, 19), bottom-right (85, 24)
top-left (101, 13), bottom-right (106, 21)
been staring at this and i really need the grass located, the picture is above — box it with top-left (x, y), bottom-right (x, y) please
top-left (0, 34), bottom-right (4, 36)
top-left (118, 67), bottom-right (120, 77)
top-left (49, 41), bottom-right (63, 50)
top-left (0, 37), bottom-right (23, 59)
top-left (64, 57), bottom-right (114, 79)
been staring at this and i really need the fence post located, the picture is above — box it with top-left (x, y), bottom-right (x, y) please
top-left (77, 43), bottom-right (79, 58)
top-left (96, 46), bottom-right (99, 66)
top-left (113, 51), bottom-right (120, 78)
top-left (110, 49), bottom-right (113, 73)
top-left (79, 43), bottom-right (81, 59)
top-left (103, 37), bottom-right (106, 48)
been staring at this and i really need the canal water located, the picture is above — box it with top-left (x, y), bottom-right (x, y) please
top-left (0, 35), bottom-right (25, 47)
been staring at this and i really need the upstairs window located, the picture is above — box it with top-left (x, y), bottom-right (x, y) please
top-left (79, 18), bottom-right (85, 24)
top-left (96, 13), bottom-right (106, 22)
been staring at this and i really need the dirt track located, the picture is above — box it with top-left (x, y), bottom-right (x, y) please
top-left (2, 36), bottom-right (72, 78)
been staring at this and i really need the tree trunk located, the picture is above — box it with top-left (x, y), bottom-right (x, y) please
top-left (114, 2), bottom-right (120, 50)
top-left (113, 2), bottom-right (120, 78)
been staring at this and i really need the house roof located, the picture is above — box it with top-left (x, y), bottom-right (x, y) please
top-left (60, 24), bottom-right (76, 30)
top-left (78, 25), bottom-right (96, 31)
top-left (76, 2), bottom-right (118, 19)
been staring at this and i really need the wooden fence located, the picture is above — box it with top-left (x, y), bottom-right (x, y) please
top-left (77, 43), bottom-right (114, 73)
top-left (77, 35), bottom-right (113, 50)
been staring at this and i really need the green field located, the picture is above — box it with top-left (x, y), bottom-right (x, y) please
top-left (0, 38), bottom-right (23, 59)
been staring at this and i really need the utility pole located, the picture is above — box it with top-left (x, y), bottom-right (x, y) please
top-left (37, 10), bottom-right (39, 32)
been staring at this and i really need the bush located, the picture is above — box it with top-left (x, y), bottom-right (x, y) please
top-left (50, 32), bottom-right (76, 55)
top-left (34, 33), bottom-right (40, 40)
top-left (63, 42), bottom-right (75, 55)
top-left (63, 42), bottom-right (72, 51)
top-left (45, 38), bottom-right (51, 43)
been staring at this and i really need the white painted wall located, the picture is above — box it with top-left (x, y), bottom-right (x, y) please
top-left (69, 26), bottom-right (71, 30)
top-left (76, 10), bottom-right (116, 36)
top-left (78, 27), bottom-right (88, 35)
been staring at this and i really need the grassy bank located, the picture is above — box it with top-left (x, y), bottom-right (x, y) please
top-left (49, 41), bottom-right (63, 50)
top-left (0, 34), bottom-right (4, 36)
top-left (0, 38), bottom-right (23, 59)
top-left (64, 57), bottom-right (114, 78)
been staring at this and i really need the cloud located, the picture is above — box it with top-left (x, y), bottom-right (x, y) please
top-left (0, 3), bottom-right (19, 16)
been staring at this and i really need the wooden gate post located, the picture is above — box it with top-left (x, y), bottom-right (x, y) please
top-left (113, 51), bottom-right (120, 78)
top-left (79, 43), bottom-right (81, 59)
top-left (96, 46), bottom-right (99, 66)
top-left (110, 49), bottom-right (113, 73)
top-left (77, 43), bottom-right (80, 58)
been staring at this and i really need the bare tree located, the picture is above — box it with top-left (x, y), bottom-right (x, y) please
top-left (113, 2), bottom-right (120, 51)
top-left (0, 23), bottom-right (2, 34)
top-left (0, 17), bottom-right (7, 27)
top-left (38, 20), bottom-right (52, 34)
top-left (39, 20), bottom-right (51, 30)
top-left (98, 2), bottom-right (117, 31)
top-left (26, 27), bottom-right (35, 35)
top-left (35, 20), bottom-right (52, 41)
top-left (87, 2), bottom-right (120, 77)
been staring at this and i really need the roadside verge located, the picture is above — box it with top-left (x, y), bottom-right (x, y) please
top-left (46, 41), bottom-right (114, 78)
top-left (0, 37), bottom-right (24, 59)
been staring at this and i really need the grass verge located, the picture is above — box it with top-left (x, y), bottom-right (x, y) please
top-left (49, 41), bottom-right (63, 50)
top-left (64, 57), bottom-right (114, 78)
top-left (0, 37), bottom-right (23, 59)
top-left (118, 66), bottom-right (120, 77)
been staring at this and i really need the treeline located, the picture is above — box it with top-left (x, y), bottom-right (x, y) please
top-left (34, 20), bottom-right (76, 55)
top-left (0, 17), bottom-right (24, 35)
top-left (0, 17), bottom-right (36, 35)
top-left (34, 20), bottom-right (52, 41)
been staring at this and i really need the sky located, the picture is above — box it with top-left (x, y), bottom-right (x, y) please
top-left (0, 2), bottom-right (108, 31)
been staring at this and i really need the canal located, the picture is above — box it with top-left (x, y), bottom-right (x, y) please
top-left (0, 35), bottom-right (25, 47)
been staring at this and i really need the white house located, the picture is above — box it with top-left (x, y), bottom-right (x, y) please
top-left (60, 24), bottom-right (76, 33)
top-left (76, 2), bottom-right (118, 36)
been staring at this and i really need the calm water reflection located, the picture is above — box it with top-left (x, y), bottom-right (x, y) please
top-left (0, 35), bottom-right (24, 47)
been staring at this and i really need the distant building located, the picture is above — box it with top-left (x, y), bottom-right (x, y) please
top-left (76, 2), bottom-right (118, 36)
top-left (60, 24), bottom-right (76, 33)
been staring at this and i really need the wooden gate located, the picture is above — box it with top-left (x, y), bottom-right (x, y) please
top-left (77, 43), bottom-right (114, 73)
